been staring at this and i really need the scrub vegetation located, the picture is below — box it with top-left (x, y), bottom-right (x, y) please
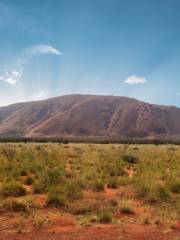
top-left (0, 143), bottom-right (179, 239)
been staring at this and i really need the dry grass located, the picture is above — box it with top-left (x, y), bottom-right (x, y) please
top-left (0, 143), bottom-right (179, 226)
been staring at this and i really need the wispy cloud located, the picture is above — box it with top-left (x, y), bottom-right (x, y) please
top-left (125, 75), bottom-right (147, 85)
top-left (23, 45), bottom-right (61, 56)
top-left (0, 44), bottom-right (62, 85)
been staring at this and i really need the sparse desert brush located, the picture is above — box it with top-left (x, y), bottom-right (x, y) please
top-left (33, 180), bottom-right (45, 194)
top-left (68, 198), bottom-right (109, 215)
top-left (168, 177), bottom-right (180, 193)
top-left (41, 167), bottom-right (65, 187)
top-left (97, 209), bottom-right (112, 223)
top-left (118, 176), bottom-right (131, 186)
top-left (24, 176), bottom-right (34, 185)
top-left (0, 182), bottom-right (26, 197)
top-left (122, 155), bottom-right (139, 164)
top-left (92, 179), bottom-right (105, 192)
top-left (135, 178), bottom-right (170, 203)
top-left (68, 200), bottom-right (94, 215)
top-left (0, 144), bottom-right (16, 161)
top-left (119, 200), bottom-right (135, 214)
top-left (108, 198), bottom-right (118, 207)
top-left (0, 142), bottom-right (179, 227)
top-left (20, 169), bottom-right (28, 176)
top-left (64, 180), bottom-right (83, 200)
top-left (107, 177), bottom-right (119, 188)
top-left (46, 192), bottom-right (68, 208)
top-left (3, 199), bottom-right (28, 212)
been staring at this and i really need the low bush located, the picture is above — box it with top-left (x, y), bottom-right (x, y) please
top-left (24, 176), bottom-right (34, 186)
top-left (64, 180), bottom-right (83, 200)
top-left (107, 177), bottom-right (119, 188)
top-left (119, 200), bottom-right (135, 214)
top-left (3, 200), bottom-right (28, 212)
top-left (68, 201), bottom-right (93, 215)
top-left (46, 191), bottom-right (68, 208)
top-left (42, 168), bottom-right (64, 187)
top-left (122, 155), bottom-right (139, 164)
top-left (120, 206), bottom-right (134, 214)
top-left (168, 178), bottom-right (180, 193)
top-left (33, 181), bottom-right (45, 194)
top-left (120, 205), bottom-right (134, 214)
top-left (136, 180), bottom-right (171, 203)
top-left (0, 182), bottom-right (26, 197)
top-left (20, 170), bottom-right (28, 176)
top-left (92, 180), bottom-right (105, 192)
top-left (98, 210), bottom-right (112, 223)
top-left (118, 176), bottom-right (131, 186)
top-left (108, 198), bottom-right (118, 207)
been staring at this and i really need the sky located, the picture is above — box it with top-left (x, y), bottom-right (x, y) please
top-left (0, 0), bottom-right (180, 107)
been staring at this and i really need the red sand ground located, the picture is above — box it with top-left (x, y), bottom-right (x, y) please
top-left (0, 211), bottom-right (179, 240)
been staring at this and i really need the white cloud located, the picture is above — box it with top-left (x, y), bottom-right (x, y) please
top-left (23, 45), bottom-right (62, 56)
top-left (125, 75), bottom-right (147, 85)
top-left (0, 68), bottom-right (23, 85)
top-left (0, 44), bottom-right (62, 85)
top-left (4, 78), bottom-right (17, 85)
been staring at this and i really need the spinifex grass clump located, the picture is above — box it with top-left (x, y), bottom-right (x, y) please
top-left (168, 177), bottom-right (180, 193)
top-left (122, 155), bottom-right (139, 164)
top-left (3, 199), bottom-right (28, 212)
top-left (97, 210), bottom-right (112, 223)
top-left (119, 200), bottom-right (135, 214)
top-left (64, 180), bottom-right (83, 200)
top-left (0, 182), bottom-right (26, 197)
top-left (24, 176), bottom-right (34, 186)
top-left (46, 179), bottom-right (83, 208)
top-left (135, 178), bottom-right (170, 203)
top-left (92, 179), bottom-right (105, 192)
top-left (46, 190), bottom-right (68, 207)
top-left (107, 177), bottom-right (119, 188)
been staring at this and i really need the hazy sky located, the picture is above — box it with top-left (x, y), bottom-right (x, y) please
top-left (0, 0), bottom-right (180, 106)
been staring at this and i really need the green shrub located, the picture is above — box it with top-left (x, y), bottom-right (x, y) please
top-left (107, 177), bottom-right (119, 188)
top-left (120, 206), bottom-right (134, 214)
top-left (119, 200), bottom-right (134, 214)
top-left (136, 181), bottom-right (170, 203)
top-left (46, 191), bottom-right (67, 208)
top-left (64, 180), bottom-right (83, 200)
top-left (3, 200), bottom-right (28, 212)
top-left (122, 155), bottom-right (139, 164)
top-left (42, 168), bottom-right (64, 186)
top-left (168, 179), bottom-right (180, 193)
top-left (33, 181), bottom-right (45, 194)
top-left (118, 176), bottom-right (131, 186)
top-left (98, 210), bottom-right (112, 223)
top-left (92, 180), bottom-right (105, 192)
top-left (24, 176), bottom-right (34, 186)
top-left (149, 185), bottom-right (170, 203)
top-left (0, 182), bottom-right (26, 197)
top-left (108, 198), bottom-right (118, 207)
top-left (20, 170), bottom-right (28, 176)
top-left (68, 201), bottom-right (93, 215)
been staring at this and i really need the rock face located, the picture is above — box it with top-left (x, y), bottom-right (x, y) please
top-left (0, 94), bottom-right (180, 138)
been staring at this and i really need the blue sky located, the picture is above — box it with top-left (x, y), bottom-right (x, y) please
top-left (0, 0), bottom-right (180, 106)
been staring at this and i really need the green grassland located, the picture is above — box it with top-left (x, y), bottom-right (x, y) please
top-left (0, 143), bottom-right (179, 227)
